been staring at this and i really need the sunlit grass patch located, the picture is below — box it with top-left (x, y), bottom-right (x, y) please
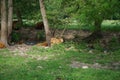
top-left (102, 20), bottom-right (120, 31)
top-left (0, 41), bottom-right (120, 80)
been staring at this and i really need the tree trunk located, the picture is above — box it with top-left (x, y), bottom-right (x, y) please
top-left (16, 8), bottom-right (23, 26)
top-left (39, 0), bottom-right (51, 46)
top-left (1, 0), bottom-right (8, 46)
top-left (93, 19), bottom-right (103, 36)
top-left (83, 19), bottom-right (103, 42)
top-left (8, 0), bottom-right (13, 37)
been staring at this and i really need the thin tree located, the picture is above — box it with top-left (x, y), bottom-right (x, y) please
top-left (1, 0), bottom-right (8, 46)
top-left (39, 0), bottom-right (51, 46)
top-left (8, 0), bottom-right (13, 37)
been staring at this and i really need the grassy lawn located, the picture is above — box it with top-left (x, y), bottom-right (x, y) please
top-left (55, 20), bottom-right (120, 31)
top-left (0, 41), bottom-right (120, 80)
top-left (102, 20), bottom-right (120, 31)
top-left (0, 20), bottom-right (120, 80)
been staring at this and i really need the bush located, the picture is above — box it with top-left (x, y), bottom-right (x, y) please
top-left (11, 31), bottom-right (22, 43)
top-left (36, 30), bottom-right (45, 41)
top-left (13, 22), bottom-right (22, 30)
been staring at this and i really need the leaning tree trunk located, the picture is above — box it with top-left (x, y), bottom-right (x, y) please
top-left (1, 0), bottom-right (8, 46)
top-left (8, 0), bottom-right (13, 37)
top-left (39, 0), bottom-right (51, 46)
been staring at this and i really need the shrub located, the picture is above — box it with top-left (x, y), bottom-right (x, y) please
top-left (11, 31), bottom-right (22, 43)
top-left (36, 30), bottom-right (45, 41)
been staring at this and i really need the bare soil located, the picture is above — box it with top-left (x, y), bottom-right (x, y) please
top-left (70, 61), bottom-right (120, 70)
top-left (8, 28), bottom-right (120, 53)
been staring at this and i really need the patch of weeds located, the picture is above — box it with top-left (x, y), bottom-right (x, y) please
top-left (0, 49), bottom-right (14, 58)
top-left (63, 41), bottom-right (79, 50)
top-left (0, 49), bottom-right (9, 53)
top-left (108, 37), bottom-right (120, 51)
top-left (13, 22), bottom-right (22, 30)
top-left (93, 42), bottom-right (104, 51)
top-left (36, 30), bottom-right (45, 41)
top-left (27, 43), bottom-right (66, 60)
top-left (22, 23), bottom-right (34, 29)
top-left (81, 25), bottom-right (94, 31)
top-left (11, 31), bottom-right (22, 43)
top-left (75, 42), bottom-right (88, 50)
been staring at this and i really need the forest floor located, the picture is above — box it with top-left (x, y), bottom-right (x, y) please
top-left (0, 28), bottom-right (120, 80)
top-left (8, 28), bottom-right (120, 54)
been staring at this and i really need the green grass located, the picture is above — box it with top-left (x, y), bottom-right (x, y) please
top-left (0, 41), bottom-right (120, 80)
top-left (102, 20), bottom-right (120, 31)
top-left (22, 19), bottom-right (120, 32)
top-left (80, 20), bottom-right (120, 31)
top-left (51, 20), bottom-right (120, 31)
top-left (0, 20), bottom-right (120, 80)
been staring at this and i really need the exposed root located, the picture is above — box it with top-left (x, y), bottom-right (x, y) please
top-left (83, 31), bottom-right (103, 43)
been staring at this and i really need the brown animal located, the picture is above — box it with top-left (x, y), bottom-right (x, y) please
top-left (36, 37), bottom-right (63, 47)
top-left (51, 37), bottom-right (63, 45)
top-left (35, 22), bottom-right (44, 30)
top-left (36, 42), bottom-right (48, 47)
top-left (0, 42), bottom-right (6, 48)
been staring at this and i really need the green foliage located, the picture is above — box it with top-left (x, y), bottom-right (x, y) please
top-left (45, 0), bottom-right (66, 27)
top-left (108, 37), bottom-right (120, 51)
top-left (77, 0), bottom-right (120, 21)
top-left (36, 30), bottom-right (45, 41)
top-left (12, 0), bottom-right (120, 30)
top-left (13, 0), bottom-right (41, 20)
top-left (110, 37), bottom-right (119, 43)
top-left (11, 31), bottom-right (21, 42)
top-left (59, 0), bottom-right (120, 29)
top-left (93, 42), bottom-right (104, 51)
top-left (14, 22), bottom-right (22, 30)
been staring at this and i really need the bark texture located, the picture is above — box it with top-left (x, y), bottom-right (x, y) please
top-left (83, 19), bottom-right (103, 43)
top-left (1, 0), bottom-right (8, 46)
top-left (8, 0), bottom-right (13, 36)
top-left (39, 0), bottom-right (51, 46)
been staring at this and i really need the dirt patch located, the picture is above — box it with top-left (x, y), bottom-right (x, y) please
top-left (14, 28), bottom-right (91, 42)
top-left (8, 29), bottom-right (120, 54)
top-left (8, 44), bottom-right (49, 60)
top-left (7, 29), bottom-right (120, 59)
top-left (53, 29), bottom-right (91, 40)
top-left (8, 44), bottom-right (31, 55)
top-left (70, 61), bottom-right (120, 70)
top-left (11, 28), bottom-right (120, 44)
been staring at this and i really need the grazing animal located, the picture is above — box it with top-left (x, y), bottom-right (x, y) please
top-left (36, 42), bottom-right (48, 47)
top-left (36, 37), bottom-right (63, 47)
top-left (51, 37), bottom-right (63, 45)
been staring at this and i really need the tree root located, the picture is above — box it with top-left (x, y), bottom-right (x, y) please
top-left (83, 31), bottom-right (103, 43)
